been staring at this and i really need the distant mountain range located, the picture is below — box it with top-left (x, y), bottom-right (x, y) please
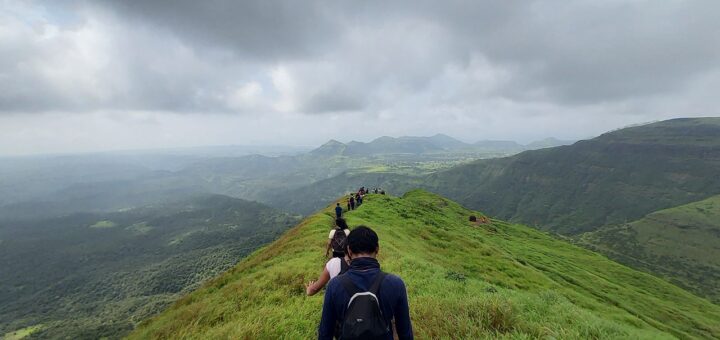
top-left (0, 133), bottom-right (570, 222)
top-left (310, 133), bottom-right (573, 156)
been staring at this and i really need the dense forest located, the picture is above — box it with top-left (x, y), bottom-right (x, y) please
top-left (0, 195), bottom-right (298, 339)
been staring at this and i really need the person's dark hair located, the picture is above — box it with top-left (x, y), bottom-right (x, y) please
top-left (346, 225), bottom-right (378, 254)
top-left (336, 218), bottom-right (349, 230)
top-left (336, 202), bottom-right (340, 206)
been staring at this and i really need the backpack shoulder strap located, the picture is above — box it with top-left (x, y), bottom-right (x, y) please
top-left (339, 274), bottom-right (360, 297)
top-left (340, 271), bottom-right (387, 298)
top-left (368, 271), bottom-right (387, 295)
top-left (339, 258), bottom-right (350, 274)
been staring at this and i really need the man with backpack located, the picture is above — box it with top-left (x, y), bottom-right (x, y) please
top-left (318, 226), bottom-right (413, 340)
top-left (326, 218), bottom-right (350, 258)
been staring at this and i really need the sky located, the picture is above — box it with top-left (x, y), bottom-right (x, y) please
top-left (1, 0), bottom-right (719, 155)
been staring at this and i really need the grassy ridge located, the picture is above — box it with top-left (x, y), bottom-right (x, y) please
top-left (129, 191), bottom-right (720, 339)
top-left (579, 194), bottom-right (720, 303)
top-left (424, 118), bottom-right (720, 234)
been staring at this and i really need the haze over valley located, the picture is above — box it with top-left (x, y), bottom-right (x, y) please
top-left (2, 1), bottom-right (719, 339)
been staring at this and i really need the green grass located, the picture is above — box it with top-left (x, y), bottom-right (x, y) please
top-left (126, 222), bottom-right (155, 235)
top-left (579, 194), bottom-right (720, 302)
top-left (89, 220), bottom-right (116, 229)
top-left (128, 191), bottom-right (720, 339)
top-left (3, 325), bottom-right (42, 340)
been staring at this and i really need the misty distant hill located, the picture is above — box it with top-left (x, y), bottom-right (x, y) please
top-left (426, 118), bottom-right (720, 234)
top-left (524, 137), bottom-right (574, 149)
top-left (309, 134), bottom-right (573, 157)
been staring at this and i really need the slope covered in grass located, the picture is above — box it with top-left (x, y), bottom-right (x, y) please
top-left (130, 191), bottom-right (720, 339)
top-left (578, 194), bottom-right (720, 303)
top-left (425, 117), bottom-right (720, 234)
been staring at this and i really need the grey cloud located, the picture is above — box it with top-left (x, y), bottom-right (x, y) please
top-left (439, 1), bottom-right (720, 104)
top-left (2, 0), bottom-right (720, 116)
top-left (98, 0), bottom-right (343, 61)
top-left (302, 89), bottom-right (366, 114)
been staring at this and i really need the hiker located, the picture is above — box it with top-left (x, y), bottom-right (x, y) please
top-left (356, 193), bottom-right (362, 206)
top-left (335, 203), bottom-right (343, 218)
top-left (326, 218), bottom-right (350, 258)
top-left (306, 254), bottom-right (351, 296)
top-left (349, 195), bottom-right (355, 210)
top-left (318, 226), bottom-right (413, 340)
top-left (380, 189), bottom-right (386, 195)
top-left (374, 188), bottom-right (378, 194)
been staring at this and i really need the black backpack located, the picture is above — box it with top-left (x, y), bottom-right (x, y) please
top-left (331, 228), bottom-right (348, 254)
top-left (339, 272), bottom-right (390, 340)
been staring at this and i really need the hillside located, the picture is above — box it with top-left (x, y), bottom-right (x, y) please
top-left (309, 134), bottom-right (572, 158)
top-left (0, 195), bottom-right (299, 339)
top-left (425, 117), bottom-right (720, 234)
top-left (342, 134), bottom-right (470, 155)
top-left (130, 191), bottom-right (720, 339)
top-left (578, 194), bottom-right (720, 303)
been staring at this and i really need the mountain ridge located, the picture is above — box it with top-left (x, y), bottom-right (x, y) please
top-left (577, 194), bottom-right (720, 302)
top-left (308, 134), bottom-right (573, 156)
top-left (128, 191), bottom-right (720, 339)
top-left (424, 117), bottom-right (720, 234)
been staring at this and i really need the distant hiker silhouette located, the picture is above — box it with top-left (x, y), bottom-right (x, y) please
top-left (318, 226), bottom-right (413, 340)
top-left (349, 195), bottom-right (356, 210)
top-left (335, 203), bottom-right (343, 218)
top-left (327, 218), bottom-right (350, 258)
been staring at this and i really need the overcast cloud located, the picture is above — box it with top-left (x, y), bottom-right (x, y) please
top-left (1, 0), bottom-right (719, 155)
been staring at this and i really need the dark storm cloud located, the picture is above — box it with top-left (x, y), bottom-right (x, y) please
top-left (101, 0), bottom-right (342, 61)
top-left (2, 0), bottom-right (720, 114)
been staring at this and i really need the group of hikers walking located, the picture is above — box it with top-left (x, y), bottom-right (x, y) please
top-left (308, 188), bottom-right (413, 340)
top-left (339, 187), bottom-right (385, 216)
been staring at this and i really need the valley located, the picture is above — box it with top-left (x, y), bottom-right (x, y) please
top-left (1, 119), bottom-right (719, 339)
top-left (0, 195), bottom-right (298, 339)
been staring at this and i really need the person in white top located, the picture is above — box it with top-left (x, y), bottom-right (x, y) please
top-left (306, 255), bottom-right (351, 296)
top-left (307, 218), bottom-right (352, 296)
top-left (326, 218), bottom-right (350, 258)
